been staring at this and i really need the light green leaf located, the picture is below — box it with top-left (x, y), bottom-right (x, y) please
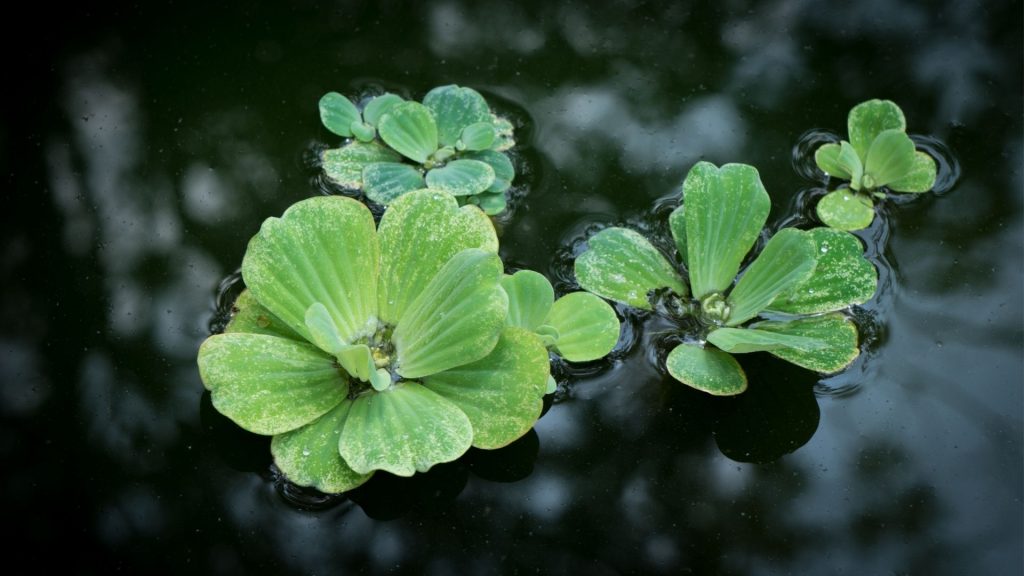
top-left (665, 343), bottom-right (747, 396)
top-left (684, 162), bottom-right (771, 299)
top-left (197, 333), bottom-right (347, 435)
top-left (423, 85), bottom-right (493, 147)
top-left (363, 93), bottom-right (404, 127)
top-left (706, 327), bottom-right (826, 354)
top-left (534, 324), bottom-right (559, 347)
top-left (378, 102), bottom-right (439, 163)
top-left (336, 343), bottom-right (377, 384)
top-left (816, 189), bottom-right (875, 231)
top-left (848, 99), bottom-right (906, 161)
top-left (751, 313), bottom-right (860, 373)
top-left (459, 122), bottom-right (497, 151)
top-left (362, 162), bottom-right (426, 204)
top-left (491, 116), bottom-right (516, 151)
top-left (726, 228), bottom-right (817, 326)
top-left (350, 121), bottom-right (375, 143)
top-left (304, 302), bottom-right (348, 353)
top-left (500, 270), bottom-right (554, 331)
top-left (768, 228), bottom-right (877, 314)
top-left (470, 191), bottom-right (508, 215)
top-left (837, 141), bottom-right (865, 189)
top-left (575, 227), bottom-right (686, 310)
top-left (425, 159), bottom-right (495, 196)
top-left (423, 326), bottom-right (548, 449)
top-left (321, 141), bottom-right (401, 189)
top-left (377, 190), bottom-right (498, 325)
top-left (340, 383), bottom-right (474, 476)
top-left (863, 129), bottom-right (916, 188)
top-left (224, 290), bottom-right (302, 341)
top-left (668, 204), bottom-right (688, 267)
top-left (546, 292), bottom-right (620, 362)
top-left (888, 150), bottom-right (937, 193)
top-left (463, 149), bottom-right (514, 186)
top-left (319, 92), bottom-right (360, 138)
top-left (241, 196), bottom-right (379, 344)
top-left (814, 143), bottom-right (852, 180)
top-left (546, 375), bottom-right (557, 394)
top-left (270, 401), bottom-right (373, 493)
top-left (393, 249), bottom-right (507, 379)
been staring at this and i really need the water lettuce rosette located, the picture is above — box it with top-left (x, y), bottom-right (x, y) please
top-left (198, 190), bottom-right (549, 493)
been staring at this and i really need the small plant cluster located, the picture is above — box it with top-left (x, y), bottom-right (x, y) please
top-left (319, 85), bottom-right (516, 215)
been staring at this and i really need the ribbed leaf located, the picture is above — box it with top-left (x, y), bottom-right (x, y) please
top-left (319, 92), bottom-right (360, 137)
top-left (197, 333), bottom-right (347, 435)
top-left (423, 85), bottom-right (493, 147)
top-left (363, 93), bottom-right (404, 127)
top-left (814, 143), bottom-right (852, 180)
top-left (668, 204), bottom-right (688, 267)
top-left (270, 401), bottom-right (373, 493)
top-left (706, 327), bottom-right (826, 354)
top-left (241, 196), bottom-right (379, 344)
top-left (888, 150), bottom-right (937, 193)
top-left (423, 326), bottom-right (548, 449)
top-left (574, 227), bottom-right (686, 310)
top-left (726, 228), bottom-right (817, 326)
top-left (362, 162), bottom-right (425, 204)
top-left (463, 149), bottom-right (514, 185)
top-left (500, 270), bottom-right (554, 331)
top-left (377, 190), bottom-right (498, 325)
top-left (393, 249), bottom-right (507, 379)
top-left (751, 313), bottom-right (860, 373)
top-left (459, 122), bottom-right (497, 151)
top-left (340, 383), bottom-right (473, 476)
top-left (321, 141), bottom-right (401, 189)
top-left (816, 189), bottom-right (875, 231)
top-left (768, 228), bottom-right (877, 314)
top-left (224, 290), bottom-right (302, 341)
top-left (545, 292), bottom-right (620, 362)
top-left (378, 102), bottom-right (438, 163)
top-left (684, 162), bottom-right (770, 299)
top-left (848, 99), bottom-right (906, 161)
top-left (425, 159), bottom-right (495, 196)
top-left (665, 343), bottom-right (747, 396)
top-left (863, 129), bottom-right (916, 188)
top-left (471, 191), bottom-right (508, 215)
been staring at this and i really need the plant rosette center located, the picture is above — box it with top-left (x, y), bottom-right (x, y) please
top-left (197, 190), bottom-right (550, 494)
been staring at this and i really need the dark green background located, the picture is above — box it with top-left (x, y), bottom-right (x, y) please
top-left (3, 1), bottom-right (1021, 574)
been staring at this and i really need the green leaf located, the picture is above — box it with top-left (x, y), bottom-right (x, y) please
top-left (224, 289), bottom-right (302, 341)
top-left (500, 270), bottom-right (554, 331)
top-left (241, 196), bottom-right (379, 344)
top-left (816, 189), bottom-right (876, 231)
top-left (378, 102), bottom-right (439, 163)
top-left (768, 228), bottom-right (877, 314)
top-left (377, 189), bottom-right (498, 325)
top-left (350, 121), bottom-right (375, 143)
top-left (423, 85), bottom-right (493, 147)
top-left (304, 302), bottom-right (348, 353)
top-left (848, 99), bottom-right (906, 161)
top-left (665, 343), bottom-right (747, 396)
top-left (463, 150), bottom-right (514, 192)
top-left (668, 204), bottom-right (688, 267)
top-left (490, 116), bottom-right (516, 151)
top-left (863, 129), bottom-right (916, 188)
top-left (362, 162), bottom-right (426, 204)
top-left (425, 159), bottom-right (495, 196)
top-left (470, 191), bottom-right (508, 215)
top-left (837, 142), bottom-right (865, 190)
top-left (545, 292), bottom-right (620, 362)
top-left (393, 249), bottom-right (507, 379)
top-left (340, 382), bottom-right (474, 476)
top-left (574, 227), bottom-right (687, 310)
top-left (270, 401), bottom-right (373, 493)
top-left (888, 150), bottom-right (937, 193)
top-left (684, 162), bottom-right (771, 299)
top-left (751, 313), bottom-right (860, 373)
top-left (706, 326), bottom-right (826, 354)
top-left (459, 122), bottom-right (497, 151)
top-left (363, 93), bottom-right (404, 127)
top-left (197, 333), bottom-right (348, 435)
top-left (423, 326), bottom-right (548, 449)
top-left (814, 143), bottom-right (852, 180)
top-left (534, 324), bottom-right (559, 347)
top-left (726, 228), bottom-right (817, 326)
top-left (321, 141), bottom-right (401, 189)
top-left (319, 92), bottom-right (360, 138)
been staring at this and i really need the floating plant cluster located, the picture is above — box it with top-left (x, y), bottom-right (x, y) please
top-left (198, 91), bottom-right (947, 493)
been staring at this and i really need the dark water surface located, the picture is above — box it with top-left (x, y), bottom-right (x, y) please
top-left (4, 1), bottom-right (1022, 574)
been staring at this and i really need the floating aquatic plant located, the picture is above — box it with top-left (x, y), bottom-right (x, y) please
top-left (197, 190), bottom-right (549, 493)
top-left (814, 99), bottom-right (937, 230)
top-left (575, 162), bottom-right (877, 395)
top-left (320, 85), bottom-right (516, 215)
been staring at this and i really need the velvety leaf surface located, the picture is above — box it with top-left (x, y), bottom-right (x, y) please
top-left (377, 190), bottom-right (498, 325)
top-left (546, 292), bottom-right (620, 362)
top-left (726, 228), bottom-right (817, 326)
top-left (198, 333), bottom-right (347, 435)
top-left (393, 249), bottom-right (507, 379)
top-left (363, 93), bottom-right (404, 127)
top-left (752, 313), bottom-right (860, 373)
top-left (848, 99), bottom-right (906, 160)
top-left (574, 227), bottom-right (686, 310)
top-left (463, 149), bottom-right (514, 188)
top-left (459, 122), bottom-right (497, 151)
top-left (270, 401), bottom-right (372, 493)
top-left (425, 159), bottom-right (495, 196)
top-left (706, 326), bottom-right (826, 354)
top-left (684, 162), bottom-right (770, 299)
top-left (319, 92), bottom-right (360, 137)
top-left (321, 141), bottom-right (401, 189)
top-left (423, 327), bottom-right (548, 449)
top-left (224, 289), bottom-right (302, 341)
top-left (665, 343), bottom-right (748, 396)
top-left (814, 143), bottom-right (852, 180)
top-left (500, 270), bottom-right (554, 331)
top-left (888, 150), bottom-right (937, 193)
top-left (816, 189), bottom-right (875, 231)
top-left (378, 102), bottom-right (438, 163)
top-left (863, 129), bottom-right (916, 188)
top-left (241, 196), bottom-right (379, 344)
top-left (423, 85), bottom-right (493, 147)
top-left (668, 204), bottom-right (688, 267)
top-left (768, 228), bottom-right (877, 314)
top-left (340, 383), bottom-right (474, 476)
top-left (362, 162), bottom-right (426, 204)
